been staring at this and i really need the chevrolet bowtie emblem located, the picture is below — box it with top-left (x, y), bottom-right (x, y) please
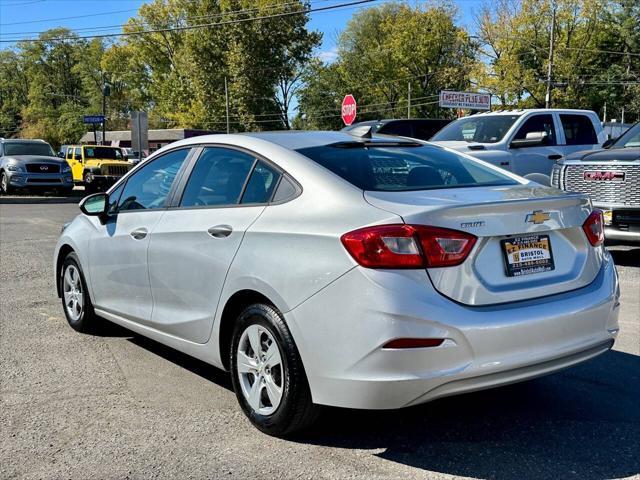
top-left (526, 210), bottom-right (551, 224)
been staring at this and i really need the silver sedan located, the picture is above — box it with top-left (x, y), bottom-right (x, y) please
top-left (54, 131), bottom-right (620, 435)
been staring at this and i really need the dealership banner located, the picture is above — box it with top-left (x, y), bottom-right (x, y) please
top-left (439, 91), bottom-right (491, 110)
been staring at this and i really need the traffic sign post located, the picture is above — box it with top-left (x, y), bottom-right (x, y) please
top-left (341, 94), bottom-right (357, 126)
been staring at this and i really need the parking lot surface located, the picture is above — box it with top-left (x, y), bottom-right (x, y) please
top-left (1, 199), bottom-right (639, 480)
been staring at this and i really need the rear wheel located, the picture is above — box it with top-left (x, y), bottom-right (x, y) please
top-left (60, 252), bottom-right (97, 333)
top-left (230, 303), bottom-right (319, 436)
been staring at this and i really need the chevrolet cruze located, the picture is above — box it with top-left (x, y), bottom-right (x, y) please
top-left (54, 131), bottom-right (620, 435)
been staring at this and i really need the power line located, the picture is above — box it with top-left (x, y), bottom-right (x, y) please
top-left (0, 0), bottom-right (329, 38)
top-left (0, 0), bottom-right (378, 43)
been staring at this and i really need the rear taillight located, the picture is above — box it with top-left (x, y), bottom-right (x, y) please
top-left (341, 224), bottom-right (476, 269)
top-left (582, 210), bottom-right (604, 247)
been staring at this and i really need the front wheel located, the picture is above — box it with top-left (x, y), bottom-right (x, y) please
top-left (0, 172), bottom-right (13, 194)
top-left (230, 303), bottom-right (319, 436)
top-left (60, 252), bottom-right (98, 333)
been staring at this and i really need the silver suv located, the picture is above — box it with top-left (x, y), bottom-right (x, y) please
top-left (0, 138), bottom-right (74, 194)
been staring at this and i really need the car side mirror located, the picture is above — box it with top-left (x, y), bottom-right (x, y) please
top-left (57, 152), bottom-right (65, 158)
top-left (510, 131), bottom-right (548, 149)
top-left (602, 137), bottom-right (616, 148)
top-left (79, 193), bottom-right (109, 224)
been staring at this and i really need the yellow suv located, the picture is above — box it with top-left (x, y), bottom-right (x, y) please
top-left (65, 145), bottom-right (133, 193)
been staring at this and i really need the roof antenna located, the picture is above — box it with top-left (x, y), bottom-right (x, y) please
top-left (348, 125), bottom-right (373, 139)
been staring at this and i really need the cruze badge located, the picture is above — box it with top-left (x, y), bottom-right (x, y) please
top-left (40, 165), bottom-right (49, 171)
top-left (526, 210), bottom-right (551, 224)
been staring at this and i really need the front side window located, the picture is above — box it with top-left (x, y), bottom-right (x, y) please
top-left (612, 123), bottom-right (640, 148)
top-left (74, 148), bottom-right (82, 160)
top-left (118, 149), bottom-right (190, 211)
top-left (560, 114), bottom-right (597, 145)
top-left (296, 143), bottom-right (519, 191)
top-left (431, 115), bottom-right (520, 144)
top-left (513, 114), bottom-right (556, 146)
top-left (180, 147), bottom-right (254, 207)
top-left (3, 142), bottom-right (55, 156)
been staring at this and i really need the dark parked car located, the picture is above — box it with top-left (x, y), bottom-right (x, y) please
top-left (341, 118), bottom-right (452, 141)
top-left (551, 121), bottom-right (640, 242)
top-left (0, 138), bottom-right (74, 195)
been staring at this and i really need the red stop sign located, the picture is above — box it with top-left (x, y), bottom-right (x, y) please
top-left (341, 94), bottom-right (357, 126)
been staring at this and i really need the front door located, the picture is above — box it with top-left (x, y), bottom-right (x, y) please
top-left (508, 114), bottom-right (563, 177)
top-left (69, 147), bottom-right (84, 181)
top-left (88, 148), bottom-right (191, 321)
top-left (147, 147), bottom-right (282, 343)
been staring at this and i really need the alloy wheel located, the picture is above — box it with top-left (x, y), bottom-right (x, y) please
top-left (62, 264), bottom-right (84, 322)
top-left (236, 324), bottom-right (284, 416)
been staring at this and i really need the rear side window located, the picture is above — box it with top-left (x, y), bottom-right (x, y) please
top-left (296, 143), bottom-right (518, 191)
top-left (379, 122), bottom-right (413, 137)
top-left (513, 114), bottom-right (556, 145)
top-left (240, 161), bottom-right (280, 204)
top-left (560, 114), bottom-right (598, 145)
top-left (180, 147), bottom-right (254, 207)
top-left (74, 147), bottom-right (82, 160)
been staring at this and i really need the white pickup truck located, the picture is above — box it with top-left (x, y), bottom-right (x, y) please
top-left (430, 109), bottom-right (607, 184)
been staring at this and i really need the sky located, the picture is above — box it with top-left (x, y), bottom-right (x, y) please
top-left (0, 0), bottom-right (483, 56)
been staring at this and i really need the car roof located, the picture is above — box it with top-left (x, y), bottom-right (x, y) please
top-left (472, 108), bottom-right (596, 116)
top-left (241, 130), bottom-right (420, 150)
top-left (1, 138), bottom-right (48, 143)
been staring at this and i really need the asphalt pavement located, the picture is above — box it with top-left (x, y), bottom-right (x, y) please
top-left (1, 197), bottom-right (639, 480)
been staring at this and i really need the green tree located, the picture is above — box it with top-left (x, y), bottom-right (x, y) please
top-left (0, 50), bottom-right (28, 137)
top-left (297, 2), bottom-right (477, 129)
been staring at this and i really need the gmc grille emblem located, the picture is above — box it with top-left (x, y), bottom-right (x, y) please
top-left (583, 170), bottom-right (625, 182)
top-left (39, 165), bottom-right (49, 171)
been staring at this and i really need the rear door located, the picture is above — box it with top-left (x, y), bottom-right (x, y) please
top-left (558, 113), bottom-right (602, 157)
top-left (146, 146), bottom-right (282, 343)
top-left (508, 113), bottom-right (564, 177)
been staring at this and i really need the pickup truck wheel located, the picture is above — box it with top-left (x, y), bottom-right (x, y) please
top-left (0, 172), bottom-right (13, 194)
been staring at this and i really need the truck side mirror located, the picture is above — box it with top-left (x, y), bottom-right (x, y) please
top-left (510, 131), bottom-right (548, 149)
top-left (602, 138), bottom-right (616, 148)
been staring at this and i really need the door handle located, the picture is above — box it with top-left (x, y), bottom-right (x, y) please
top-left (207, 225), bottom-right (233, 238)
top-left (548, 154), bottom-right (562, 160)
top-left (500, 161), bottom-right (510, 166)
top-left (130, 227), bottom-right (148, 240)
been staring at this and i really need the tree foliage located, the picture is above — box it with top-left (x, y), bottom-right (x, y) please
top-left (0, 0), bottom-right (638, 145)
top-left (297, 2), bottom-right (477, 129)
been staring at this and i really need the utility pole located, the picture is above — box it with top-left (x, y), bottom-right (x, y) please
top-left (407, 82), bottom-right (412, 119)
top-left (224, 76), bottom-right (230, 134)
top-left (101, 73), bottom-right (110, 145)
top-left (545, 1), bottom-right (557, 109)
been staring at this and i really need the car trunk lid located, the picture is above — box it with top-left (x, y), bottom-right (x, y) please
top-left (365, 185), bottom-right (603, 306)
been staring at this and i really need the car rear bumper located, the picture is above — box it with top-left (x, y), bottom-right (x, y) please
top-left (595, 204), bottom-right (640, 242)
top-left (286, 251), bottom-right (620, 409)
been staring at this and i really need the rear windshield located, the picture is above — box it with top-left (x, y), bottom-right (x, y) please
top-left (432, 115), bottom-right (520, 143)
top-left (3, 142), bottom-right (55, 156)
top-left (296, 143), bottom-right (519, 191)
top-left (84, 147), bottom-right (123, 160)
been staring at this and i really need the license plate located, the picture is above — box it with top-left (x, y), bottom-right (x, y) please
top-left (501, 234), bottom-right (555, 277)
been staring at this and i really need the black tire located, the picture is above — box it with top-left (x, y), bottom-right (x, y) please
top-left (83, 172), bottom-right (95, 194)
top-left (230, 303), bottom-right (319, 436)
top-left (0, 171), bottom-right (13, 194)
top-left (60, 252), bottom-right (98, 333)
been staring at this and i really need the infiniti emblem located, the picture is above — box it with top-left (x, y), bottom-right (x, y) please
top-left (40, 165), bottom-right (49, 171)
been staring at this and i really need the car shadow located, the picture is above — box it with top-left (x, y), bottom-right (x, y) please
top-left (608, 247), bottom-right (640, 268)
top-left (291, 350), bottom-right (640, 479)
